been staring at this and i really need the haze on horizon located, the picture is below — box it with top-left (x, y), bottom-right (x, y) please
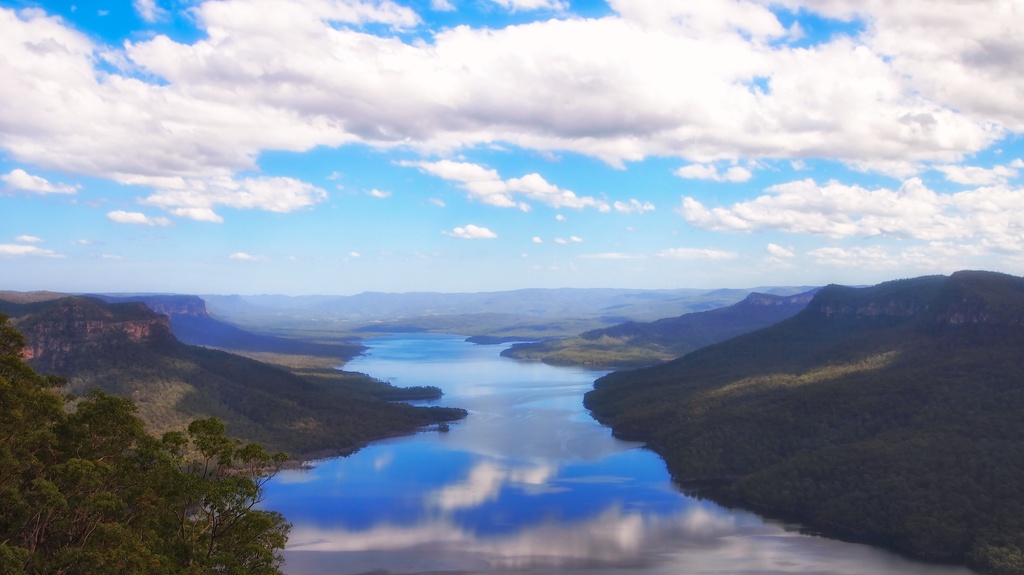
top-left (2, 0), bottom-right (1023, 296)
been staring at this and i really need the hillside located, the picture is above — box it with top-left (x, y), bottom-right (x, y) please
top-left (93, 293), bottom-right (365, 358)
top-left (501, 290), bottom-right (818, 368)
top-left (584, 271), bottom-right (1024, 574)
top-left (4, 296), bottom-right (464, 457)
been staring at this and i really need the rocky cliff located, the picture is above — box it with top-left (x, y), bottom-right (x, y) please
top-left (16, 297), bottom-right (173, 370)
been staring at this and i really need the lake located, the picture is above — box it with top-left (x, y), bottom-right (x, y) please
top-left (262, 333), bottom-right (976, 575)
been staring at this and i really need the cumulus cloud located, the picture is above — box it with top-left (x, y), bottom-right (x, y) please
top-left (133, 0), bottom-right (168, 23)
top-left (674, 164), bottom-right (753, 183)
top-left (489, 0), bottom-right (567, 12)
top-left (368, 188), bottom-right (392, 198)
top-left (229, 251), bottom-right (263, 261)
top-left (613, 199), bottom-right (655, 214)
top-left (443, 224), bottom-right (497, 239)
top-left (0, 244), bottom-right (62, 257)
top-left (403, 160), bottom-right (609, 211)
top-left (2, 0), bottom-right (1015, 201)
top-left (15, 235), bottom-right (43, 243)
top-left (140, 176), bottom-right (327, 221)
top-left (107, 210), bottom-right (172, 226)
top-left (935, 163), bottom-right (1018, 186)
top-left (679, 177), bottom-right (1024, 251)
top-left (765, 243), bottom-right (795, 258)
top-left (2, 169), bottom-right (78, 194)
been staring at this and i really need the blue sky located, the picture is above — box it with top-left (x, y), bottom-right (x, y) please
top-left (2, 0), bottom-right (1023, 295)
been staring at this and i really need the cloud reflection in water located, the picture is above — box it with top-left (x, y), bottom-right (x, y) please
top-left (266, 335), bottom-right (974, 575)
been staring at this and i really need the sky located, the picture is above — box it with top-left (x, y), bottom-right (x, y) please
top-left (1, 0), bottom-right (1023, 295)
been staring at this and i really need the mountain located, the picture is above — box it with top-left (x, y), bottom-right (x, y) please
top-left (203, 286), bottom-right (817, 338)
top-left (92, 293), bottom-right (365, 358)
top-left (4, 296), bottom-right (464, 457)
top-left (501, 289), bottom-right (819, 368)
top-left (584, 271), bottom-right (1024, 574)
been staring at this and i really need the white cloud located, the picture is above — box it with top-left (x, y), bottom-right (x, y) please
top-left (674, 164), bottom-right (753, 183)
top-left (657, 247), bottom-right (738, 260)
top-left (368, 188), bottom-right (392, 198)
top-left (489, 0), bottom-right (567, 12)
top-left (107, 210), bottom-right (172, 226)
top-left (765, 243), bottom-right (794, 258)
top-left (229, 251), bottom-right (264, 261)
top-left (443, 224), bottom-right (497, 239)
top-left (404, 160), bottom-right (609, 211)
top-left (935, 163), bottom-right (1018, 186)
top-left (2, 169), bottom-right (78, 194)
top-left (431, 0), bottom-right (456, 11)
top-left (532, 236), bottom-right (543, 243)
top-left (0, 244), bottom-right (62, 258)
top-left (429, 198), bottom-right (446, 207)
top-left (169, 207), bottom-right (224, 223)
top-left (133, 0), bottom-right (168, 23)
top-left (613, 199), bottom-right (655, 214)
top-left (15, 235), bottom-right (43, 243)
top-left (349, 251), bottom-right (361, 258)
top-left (0, 0), bottom-right (1023, 230)
top-left (680, 177), bottom-right (1024, 251)
top-left (2, 0), bottom-right (1010, 196)
top-left (141, 176), bottom-right (327, 221)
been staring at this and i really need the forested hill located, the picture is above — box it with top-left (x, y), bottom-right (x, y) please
top-left (501, 289), bottom-right (818, 368)
top-left (584, 270), bottom-right (1024, 574)
top-left (92, 293), bottom-right (365, 359)
top-left (3, 296), bottom-right (464, 456)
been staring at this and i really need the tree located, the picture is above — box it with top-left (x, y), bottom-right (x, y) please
top-left (0, 314), bottom-right (290, 574)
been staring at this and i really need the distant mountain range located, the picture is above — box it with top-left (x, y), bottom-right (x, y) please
top-left (1, 295), bottom-right (464, 456)
top-left (202, 285), bottom-right (817, 338)
top-left (585, 270), bottom-right (1024, 574)
top-left (501, 289), bottom-right (819, 368)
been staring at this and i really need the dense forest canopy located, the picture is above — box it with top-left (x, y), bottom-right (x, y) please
top-left (0, 314), bottom-right (290, 574)
top-left (585, 271), bottom-right (1024, 575)
top-left (2, 296), bottom-right (465, 457)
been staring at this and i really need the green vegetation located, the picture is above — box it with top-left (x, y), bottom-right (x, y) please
top-left (504, 291), bottom-right (816, 368)
top-left (0, 314), bottom-right (290, 574)
top-left (6, 296), bottom-right (465, 458)
top-left (585, 271), bottom-right (1024, 574)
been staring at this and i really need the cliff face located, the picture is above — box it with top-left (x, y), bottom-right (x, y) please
top-left (17, 297), bottom-right (173, 369)
top-left (739, 290), bottom-right (818, 308)
top-left (95, 294), bottom-right (211, 318)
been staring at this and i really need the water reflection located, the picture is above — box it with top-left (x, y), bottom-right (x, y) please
top-left (263, 335), bottom-right (975, 575)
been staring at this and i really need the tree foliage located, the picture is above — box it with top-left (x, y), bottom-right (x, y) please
top-left (0, 314), bottom-right (290, 575)
top-left (585, 271), bottom-right (1024, 574)
top-left (5, 296), bottom-right (465, 457)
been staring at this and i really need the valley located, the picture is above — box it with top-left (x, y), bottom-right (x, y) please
top-left (2, 272), bottom-right (1022, 574)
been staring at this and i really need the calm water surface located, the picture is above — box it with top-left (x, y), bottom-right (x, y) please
top-left (263, 334), bottom-right (975, 575)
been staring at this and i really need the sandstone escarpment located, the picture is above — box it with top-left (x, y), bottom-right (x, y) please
top-left (16, 297), bottom-right (173, 370)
